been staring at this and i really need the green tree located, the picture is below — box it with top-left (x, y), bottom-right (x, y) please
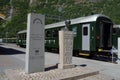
top-left (1, 0), bottom-right (120, 38)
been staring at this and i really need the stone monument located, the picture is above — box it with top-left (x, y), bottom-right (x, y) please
top-left (58, 20), bottom-right (75, 69)
top-left (25, 13), bottom-right (45, 73)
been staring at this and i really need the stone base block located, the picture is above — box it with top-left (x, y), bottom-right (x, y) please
top-left (58, 64), bottom-right (75, 69)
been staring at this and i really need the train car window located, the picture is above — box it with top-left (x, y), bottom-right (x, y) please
top-left (83, 27), bottom-right (88, 35)
top-left (24, 34), bottom-right (26, 39)
top-left (113, 28), bottom-right (116, 34)
top-left (72, 27), bottom-right (77, 37)
top-left (21, 34), bottom-right (24, 39)
top-left (46, 31), bottom-right (51, 37)
top-left (25, 34), bottom-right (26, 38)
top-left (20, 34), bottom-right (22, 39)
top-left (116, 28), bottom-right (120, 35)
top-left (45, 31), bottom-right (47, 37)
top-left (53, 30), bottom-right (58, 37)
top-left (23, 34), bottom-right (24, 39)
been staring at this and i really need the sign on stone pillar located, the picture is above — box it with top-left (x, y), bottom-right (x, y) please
top-left (118, 38), bottom-right (120, 64)
top-left (58, 30), bottom-right (75, 69)
top-left (25, 13), bottom-right (45, 73)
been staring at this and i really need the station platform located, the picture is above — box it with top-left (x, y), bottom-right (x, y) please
top-left (0, 43), bottom-right (120, 80)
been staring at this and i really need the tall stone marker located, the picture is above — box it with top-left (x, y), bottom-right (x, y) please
top-left (118, 38), bottom-right (120, 64)
top-left (25, 13), bottom-right (45, 73)
top-left (58, 30), bottom-right (75, 69)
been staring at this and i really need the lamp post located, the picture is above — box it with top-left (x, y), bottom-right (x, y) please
top-left (58, 0), bottom-right (63, 21)
top-left (5, 0), bottom-right (13, 43)
top-left (2, 23), bottom-right (8, 43)
top-left (58, 7), bottom-right (62, 21)
top-left (5, 31), bottom-right (8, 43)
top-left (10, 0), bottom-right (13, 18)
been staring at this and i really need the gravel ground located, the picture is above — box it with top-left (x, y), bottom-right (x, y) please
top-left (5, 67), bottom-right (99, 80)
top-left (0, 74), bottom-right (8, 80)
top-left (5, 67), bottom-right (117, 80)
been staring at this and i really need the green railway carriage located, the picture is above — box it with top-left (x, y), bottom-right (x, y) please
top-left (2, 38), bottom-right (17, 43)
top-left (17, 14), bottom-right (113, 56)
top-left (113, 25), bottom-right (120, 49)
top-left (17, 30), bottom-right (26, 47)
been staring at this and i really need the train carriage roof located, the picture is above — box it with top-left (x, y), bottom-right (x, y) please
top-left (17, 14), bottom-right (110, 34)
top-left (113, 25), bottom-right (120, 28)
top-left (17, 30), bottom-right (26, 34)
top-left (45, 14), bottom-right (110, 29)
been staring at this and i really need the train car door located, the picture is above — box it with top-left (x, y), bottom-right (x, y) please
top-left (82, 24), bottom-right (90, 51)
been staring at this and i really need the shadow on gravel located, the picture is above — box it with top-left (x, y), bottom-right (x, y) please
top-left (0, 46), bottom-right (25, 55)
top-left (45, 63), bottom-right (58, 71)
top-left (45, 63), bottom-right (88, 71)
top-left (79, 64), bottom-right (87, 67)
